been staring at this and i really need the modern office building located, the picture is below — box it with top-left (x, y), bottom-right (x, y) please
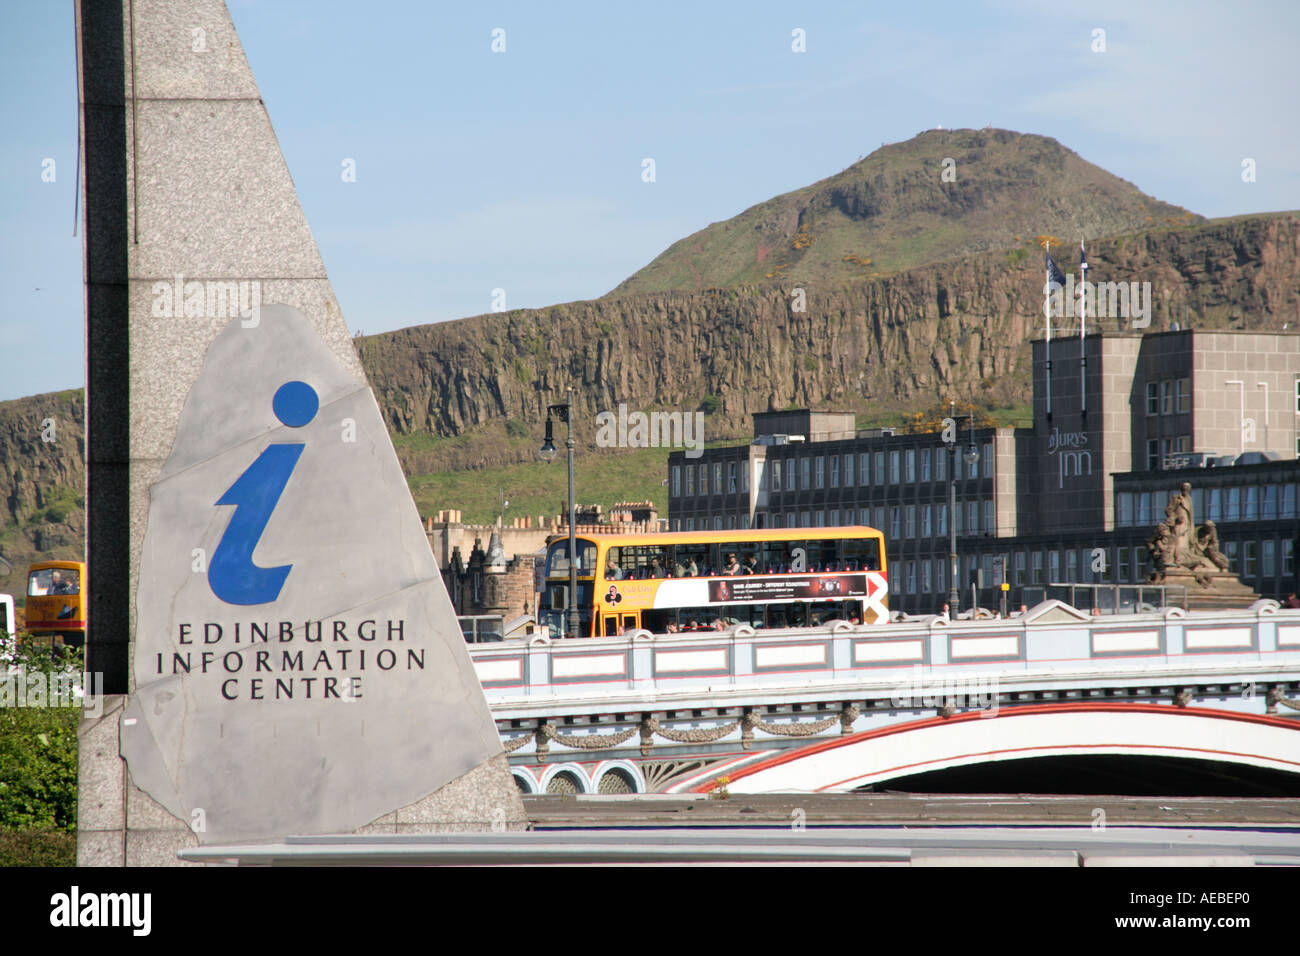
top-left (668, 329), bottom-right (1300, 613)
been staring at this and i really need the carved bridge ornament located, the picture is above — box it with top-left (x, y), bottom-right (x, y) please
top-left (512, 704), bottom-right (865, 761)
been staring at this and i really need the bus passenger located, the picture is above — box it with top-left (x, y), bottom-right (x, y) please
top-left (687, 557), bottom-right (698, 577)
top-left (722, 553), bottom-right (742, 575)
top-left (605, 557), bottom-right (623, 580)
top-left (741, 553), bottom-right (759, 575)
top-left (650, 557), bottom-right (667, 579)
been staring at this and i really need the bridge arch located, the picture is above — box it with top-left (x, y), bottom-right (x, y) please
top-left (539, 762), bottom-right (591, 795)
top-left (693, 704), bottom-right (1300, 794)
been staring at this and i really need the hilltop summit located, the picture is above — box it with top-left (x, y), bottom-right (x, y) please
top-left (608, 129), bottom-right (1200, 295)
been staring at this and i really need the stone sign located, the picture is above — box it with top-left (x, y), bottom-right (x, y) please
top-left (121, 306), bottom-right (504, 843)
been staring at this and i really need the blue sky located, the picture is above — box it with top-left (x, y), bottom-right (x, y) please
top-left (2, 0), bottom-right (1297, 401)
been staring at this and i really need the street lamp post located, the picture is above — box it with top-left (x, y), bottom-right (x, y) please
top-left (540, 387), bottom-right (579, 639)
top-left (945, 402), bottom-right (981, 618)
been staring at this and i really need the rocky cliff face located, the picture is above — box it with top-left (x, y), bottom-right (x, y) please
top-left (0, 391), bottom-right (84, 589)
top-left (359, 212), bottom-right (1300, 472)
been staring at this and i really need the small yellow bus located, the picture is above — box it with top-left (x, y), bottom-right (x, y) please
top-left (541, 527), bottom-right (888, 637)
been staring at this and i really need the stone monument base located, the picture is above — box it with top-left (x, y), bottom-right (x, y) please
top-left (1158, 571), bottom-right (1261, 611)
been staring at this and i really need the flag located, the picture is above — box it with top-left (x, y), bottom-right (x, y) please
top-left (1045, 251), bottom-right (1066, 289)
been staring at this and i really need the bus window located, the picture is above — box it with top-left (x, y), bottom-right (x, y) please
top-left (546, 538), bottom-right (597, 577)
top-left (843, 537), bottom-right (882, 571)
top-left (28, 567), bottom-right (80, 596)
top-left (671, 546), bottom-right (708, 578)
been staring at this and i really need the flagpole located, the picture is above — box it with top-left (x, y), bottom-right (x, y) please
top-left (1079, 238), bottom-right (1088, 419)
top-left (1044, 240), bottom-right (1053, 423)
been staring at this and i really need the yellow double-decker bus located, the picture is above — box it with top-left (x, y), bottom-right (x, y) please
top-left (26, 560), bottom-right (87, 647)
top-left (541, 527), bottom-right (887, 637)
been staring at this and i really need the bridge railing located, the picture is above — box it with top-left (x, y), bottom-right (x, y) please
top-left (469, 601), bottom-right (1300, 716)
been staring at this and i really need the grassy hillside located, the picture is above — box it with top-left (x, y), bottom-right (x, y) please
top-left (610, 128), bottom-right (1199, 296)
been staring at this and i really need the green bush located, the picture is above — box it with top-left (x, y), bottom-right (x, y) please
top-left (699, 395), bottom-right (722, 415)
top-left (0, 640), bottom-right (81, 863)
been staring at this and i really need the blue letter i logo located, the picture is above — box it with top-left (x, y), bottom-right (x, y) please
top-left (208, 381), bottom-right (319, 605)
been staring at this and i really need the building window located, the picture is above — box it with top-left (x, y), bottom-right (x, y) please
top-left (801, 512), bottom-right (811, 528)
top-left (968, 452), bottom-right (979, 479)
top-left (905, 505), bottom-right (916, 538)
top-left (815, 456), bottom-right (825, 489)
top-left (727, 515), bottom-right (736, 530)
top-left (889, 451), bottom-right (900, 484)
top-left (937, 503), bottom-right (947, 537)
top-left (728, 462), bottom-right (737, 494)
top-left (714, 463), bottom-right (723, 494)
top-left (983, 499), bottom-right (994, 534)
top-left (1049, 551), bottom-right (1061, 583)
top-left (786, 459), bottom-right (796, 492)
top-left (699, 464), bottom-right (708, 495)
top-left (686, 518), bottom-right (695, 531)
top-left (1066, 550), bottom-right (1078, 582)
top-left (686, 467), bottom-right (695, 495)
top-left (1244, 540), bottom-right (1257, 578)
top-left (906, 561), bottom-right (917, 594)
top-left (830, 455), bottom-right (840, 488)
top-left (1263, 539), bottom-right (1277, 579)
top-left (1284, 484), bottom-right (1297, 519)
top-left (1264, 484), bottom-right (1278, 520)
top-left (1208, 487), bottom-right (1222, 522)
top-left (1225, 541), bottom-right (1238, 572)
top-left (816, 510), bottom-right (825, 527)
top-left (800, 458), bottom-right (811, 490)
top-left (920, 449), bottom-right (931, 482)
top-left (740, 515), bottom-right (750, 529)
top-left (1295, 378), bottom-right (1300, 413)
top-left (966, 501), bottom-right (978, 534)
top-left (714, 517), bottom-right (723, 531)
top-left (859, 453), bottom-right (870, 486)
top-left (1176, 378), bottom-right (1190, 413)
top-left (874, 507), bottom-right (885, 531)
top-left (671, 465), bottom-right (681, 496)
top-left (1245, 485), bottom-right (1259, 521)
top-left (935, 447), bottom-right (947, 482)
top-left (922, 561), bottom-right (932, 593)
top-left (771, 460), bottom-right (782, 492)
top-left (1014, 552), bottom-right (1026, 587)
top-left (905, 449), bottom-right (916, 483)
top-left (1146, 382), bottom-right (1158, 415)
top-left (875, 453), bottom-right (886, 485)
top-left (1031, 550), bottom-right (1043, 585)
top-left (922, 505), bottom-right (933, 537)
top-left (935, 558), bottom-right (947, 594)
top-left (741, 462), bottom-right (749, 493)
top-left (1146, 439), bottom-right (1159, 471)
top-left (1286, 539), bottom-right (1295, 576)
top-left (890, 507), bottom-right (900, 539)
top-left (1160, 380), bottom-right (1172, 415)
top-left (770, 513), bottom-right (782, 529)
top-left (829, 509), bottom-right (839, 526)
top-left (981, 443), bottom-right (993, 478)
top-left (843, 453), bottom-right (854, 486)
top-left (1117, 492), bottom-right (1133, 526)
top-left (1226, 487), bottom-right (1241, 522)
top-left (1137, 492), bottom-right (1152, 525)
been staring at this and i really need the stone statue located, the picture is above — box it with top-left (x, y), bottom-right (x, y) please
top-left (1144, 483), bottom-right (1258, 608)
top-left (1197, 520), bottom-right (1230, 572)
top-left (1147, 483), bottom-right (1236, 586)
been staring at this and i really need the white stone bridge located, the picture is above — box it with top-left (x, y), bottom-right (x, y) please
top-left (468, 601), bottom-right (1300, 797)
